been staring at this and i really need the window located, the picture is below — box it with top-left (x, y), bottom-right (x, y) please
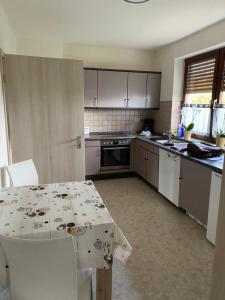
top-left (183, 48), bottom-right (225, 140)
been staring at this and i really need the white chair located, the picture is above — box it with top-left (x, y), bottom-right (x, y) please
top-left (0, 235), bottom-right (92, 300)
top-left (5, 159), bottom-right (38, 187)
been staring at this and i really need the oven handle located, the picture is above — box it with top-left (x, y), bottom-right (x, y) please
top-left (102, 146), bottom-right (130, 150)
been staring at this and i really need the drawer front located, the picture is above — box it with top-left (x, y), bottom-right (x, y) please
top-left (143, 141), bottom-right (159, 155)
top-left (85, 140), bottom-right (101, 147)
top-left (136, 139), bottom-right (143, 147)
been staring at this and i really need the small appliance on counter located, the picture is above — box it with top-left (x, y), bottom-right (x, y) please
top-left (139, 119), bottom-right (154, 137)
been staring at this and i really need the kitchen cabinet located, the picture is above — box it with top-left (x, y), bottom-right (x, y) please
top-left (98, 70), bottom-right (128, 108)
top-left (159, 149), bottom-right (180, 206)
top-left (84, 69), bottom-right (98, 108)
top-left (85, 140), bottom-right (101, 176)
top-left (179, 158), bottom-right (212, 225)
top-left (133, 140), bottom-right (145, 178)
top-left (84, 68), bottom-right (161, 109)
top-left (127, 72), bottom-right (147, 108)
top-left (207, 172), bottom-right (222, 244)
top-left (133, 140), bottom-right (159, 188)
top-left (146, 73), bottom-right (161, 108)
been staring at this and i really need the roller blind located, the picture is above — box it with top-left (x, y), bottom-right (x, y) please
top-left (186, 58), bottom-right (216, 94)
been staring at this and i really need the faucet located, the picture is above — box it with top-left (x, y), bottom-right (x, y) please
top-left (163, 131), bottom-right (173, 144)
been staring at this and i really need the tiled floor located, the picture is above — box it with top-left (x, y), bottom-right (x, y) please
top-left (94, 177), bottom-right (214, 300)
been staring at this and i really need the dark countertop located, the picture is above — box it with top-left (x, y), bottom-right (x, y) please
top-left (85, 132), bottom-right (224, 174)
top-left (137, 136), bottom-right (224, 174)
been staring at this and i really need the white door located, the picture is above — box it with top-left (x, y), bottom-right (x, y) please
top-left (98, 70), bottom-right (128, 108)
top-left (159, 149), bottom-right (180, 206)
top-left (127, 72), bottom-right (147, 108)
top-left (207, 172), bottom-right (222, 245)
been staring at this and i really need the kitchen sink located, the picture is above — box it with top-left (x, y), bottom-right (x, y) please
top-left (155, 139), bottom-right (180, 145)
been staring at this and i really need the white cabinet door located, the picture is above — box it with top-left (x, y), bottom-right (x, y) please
top-left (98, 70), bottom-right (128, 108)
top-left (84, 69), bottom-right (98, 108)
top-left (159, 149), bottom-right (180, 206)
top-left (127, 72), bottom-right (147, 108)
top-left (207, 172), bottom-right (222, 245)
top-left (146, 73), bottom-right (161, 108)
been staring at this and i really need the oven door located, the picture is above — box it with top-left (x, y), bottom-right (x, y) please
top-left (101, 146), bottom-right (130, 170)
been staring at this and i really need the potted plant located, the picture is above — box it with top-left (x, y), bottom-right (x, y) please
top-left (184, 123), bottom-right (194, 141)
top-left (216, 129), bottom-right (225, 148)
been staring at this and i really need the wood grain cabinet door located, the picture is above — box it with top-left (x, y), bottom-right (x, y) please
top-left (84, 69), bottom-right (98, 108)
top-left (179, 158), bottom-right (212, 225)
top-left (146, 73), bottom-right (161, 108)
top-left (145, 151), bottom-right (159, 189)
top-left (133, 140), bottom-right (145, 178)
top-left (85, 146), bottom-right (101, 176)
top-left (98, 70), bottom-right (128, 108)
top-left (127, 72), bottom-right (147, 108)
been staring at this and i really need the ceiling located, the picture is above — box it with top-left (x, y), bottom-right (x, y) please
top-left (1, 0), bottom-right (225, 49)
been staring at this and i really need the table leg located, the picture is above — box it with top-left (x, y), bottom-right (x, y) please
top-left (96, 268), bottom-right (112, 300)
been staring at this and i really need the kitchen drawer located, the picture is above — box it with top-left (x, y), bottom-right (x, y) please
top-left (143, 141), bottom-right (159, 155)
top-left (85, 140), bottom-right (101, 147)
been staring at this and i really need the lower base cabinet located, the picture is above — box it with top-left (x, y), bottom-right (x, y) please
top-left (158, 149), bottom-right (180, 206)
top-left (85, 140), bottom-right (101, 176)
top-left (207, 172), bottom-right (222, 244)
top-left (133, 140), bottom-right (159, 188)
top-left (179, 158), bottom-right (212, 225)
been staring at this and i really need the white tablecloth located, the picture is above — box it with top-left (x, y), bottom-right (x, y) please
top-left (0, 181), bottom-right (131, 269)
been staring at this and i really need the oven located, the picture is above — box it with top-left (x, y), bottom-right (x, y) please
top-left (101, 139), bottom-right (131, 172)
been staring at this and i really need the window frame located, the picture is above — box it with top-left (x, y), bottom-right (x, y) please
top-left (182, 48), bottom-right (223, 142)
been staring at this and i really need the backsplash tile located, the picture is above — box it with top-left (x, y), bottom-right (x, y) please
top-left (84, 109), bottom-right (151, 133)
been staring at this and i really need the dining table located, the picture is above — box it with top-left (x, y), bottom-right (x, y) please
top-left (0, 180), bottom-right (132, 300)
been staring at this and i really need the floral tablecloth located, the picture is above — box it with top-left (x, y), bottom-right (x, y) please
top-left (0, 181), bottom-right (131, 269)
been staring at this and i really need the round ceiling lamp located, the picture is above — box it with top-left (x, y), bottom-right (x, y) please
top-left (124, 0), bottom-right (150, 3)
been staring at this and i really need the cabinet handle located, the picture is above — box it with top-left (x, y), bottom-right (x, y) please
top-left (93, 98), bottom-right (97, 107)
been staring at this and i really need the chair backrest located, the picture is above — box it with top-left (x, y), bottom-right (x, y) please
top-left (6, 159), bottom-right (38, 187)
top-left (0, 235), bottom-right (78, 300)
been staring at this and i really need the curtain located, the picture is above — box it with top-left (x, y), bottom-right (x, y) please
top-left (212, 107), bottom-right (225, 137)
top-left (181, 106), bottom-right (211, 136)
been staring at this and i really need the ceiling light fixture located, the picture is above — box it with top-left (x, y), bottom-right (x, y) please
top-left (124, 0), bottom-right (150, 3)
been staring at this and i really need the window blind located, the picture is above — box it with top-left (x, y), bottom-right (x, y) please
top-left (186, 58), bottom-right (216, 94)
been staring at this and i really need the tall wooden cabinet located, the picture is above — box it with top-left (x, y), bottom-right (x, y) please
top-left (4, 55), bottom-right (85, 184)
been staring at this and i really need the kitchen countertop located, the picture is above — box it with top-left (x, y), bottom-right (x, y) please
top-left (85, 132), bottom-right (224, 174)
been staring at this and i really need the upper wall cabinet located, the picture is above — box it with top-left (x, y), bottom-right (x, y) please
top-left (127, 72), bottom-right (147, 108)
top-left (98, 70), bottom-right (128, 108)
top-left (84, 68), bottom-right (161, 109)
top-left (84, 69), bottom-right (98, 108)
top-left (146, 73), bottom-right (161, 108)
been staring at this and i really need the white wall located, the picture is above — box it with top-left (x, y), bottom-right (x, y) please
top-left (16, 38), bottom-right (157, 71)
top-left (155, 18), bottom-right (225, 103)
top-left (64, 43), bottom-right (156, 70)
top-left (17, 38), bottom-right (63, 58)
top-left (0, 4), bottom-right (16, 53)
